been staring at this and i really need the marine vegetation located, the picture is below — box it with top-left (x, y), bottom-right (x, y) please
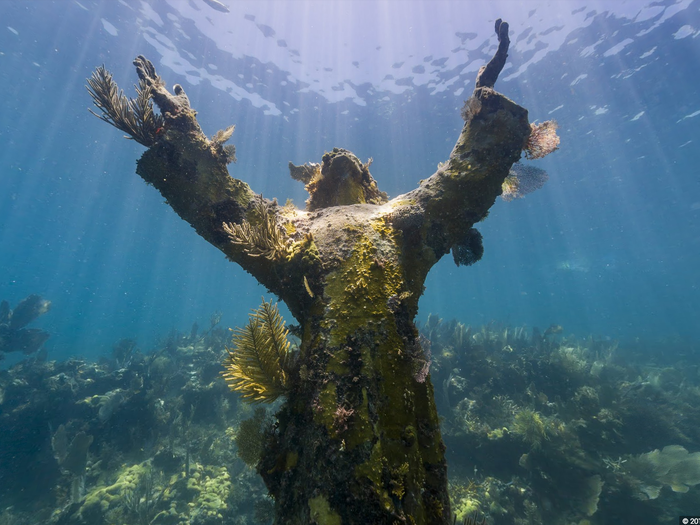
top-left (234, 407), bottom-right (271, 467)
top-left (86, 65), bottom-right (164, 147)
top-left (500, 163), bottom-right (549, 202)
top-left (222, 197), bottom-right (291, 262)
top-left (523, 121), bottom-right (560, 160)
top-left (222, 299), bottom-right (294, 403)
top-left (0, 321), bottom-right (270, 525)
top-left (422, 317), bottom-right (700, 525)
top-left (1, 316), bottom-right (698, 525)
top-left (85, 18), bottom-right (558, 525)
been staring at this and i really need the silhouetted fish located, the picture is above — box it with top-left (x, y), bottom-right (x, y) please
top-left (203, 0), bottom-right (229, 13)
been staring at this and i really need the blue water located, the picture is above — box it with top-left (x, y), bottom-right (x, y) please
top-left (1, 0), bottom-right (699, 363)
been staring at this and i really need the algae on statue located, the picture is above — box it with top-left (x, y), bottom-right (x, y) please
top-left (87, 19), bottom-right (557, 525)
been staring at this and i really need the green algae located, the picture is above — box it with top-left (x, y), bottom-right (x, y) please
top-left (308, 494), bottom-right (342, 525)
top-left (74, 462), bottom-right (231, 525)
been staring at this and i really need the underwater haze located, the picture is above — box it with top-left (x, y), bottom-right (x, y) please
top-left (1, 0), bottom-right (699, 358)
top-left (4, 2), bottom-right (700, 525)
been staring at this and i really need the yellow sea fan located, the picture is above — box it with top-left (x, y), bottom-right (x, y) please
top-left (223, 196), bottom-right (291, 261)
top-left (222, 299), bottom-right (292, 403)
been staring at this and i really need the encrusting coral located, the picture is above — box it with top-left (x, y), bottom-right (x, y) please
top-left (72, 461), bottom-right (232, 525)
top-left (86, 18), bottom-right (559, 525)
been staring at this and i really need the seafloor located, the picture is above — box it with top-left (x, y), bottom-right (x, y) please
top-left (1, 304), bottom-right (699, 525)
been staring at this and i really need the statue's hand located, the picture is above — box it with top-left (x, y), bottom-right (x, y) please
top-left (133, 55), bottom-right (159, 87)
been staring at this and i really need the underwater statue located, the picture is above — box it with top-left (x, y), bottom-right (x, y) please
top-left (87, 19), bottom-right (557, 525)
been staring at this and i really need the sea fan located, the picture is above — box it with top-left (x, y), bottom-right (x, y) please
top-left (501, 163), bottom-right (549, 201)
top-left (524, 120), bottom-right (560, 160)
top-left (223, 196), bottom-right (291, 261)
top-left (222, 299), bottom-right (292, 403)
top-left (86, 66), bottom-right (164, 147)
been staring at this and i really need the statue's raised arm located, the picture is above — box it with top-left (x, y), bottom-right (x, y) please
top-left (87, 19), bottom-right (558, 525)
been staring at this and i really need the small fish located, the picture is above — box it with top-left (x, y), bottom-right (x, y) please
top-left (556, 259), bottom-right (590, 273)
top-left (202, 0), bottom-right (230, 13)
top-left (543, 324), bottom-right (563, 337)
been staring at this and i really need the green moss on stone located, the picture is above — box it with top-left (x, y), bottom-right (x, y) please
top-left (314, 381), bottom-right (338, 432)
top-left (308, 495), bottom-right (342, 525)
top-left (322, 220), bottom-right (402, 347)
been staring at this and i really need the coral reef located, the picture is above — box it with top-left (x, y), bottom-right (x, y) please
top-left (423, 317), bottom-right (700, 525)
top-left (210, 125), bottom-right (237, 164)
top-left (69, 460), bottom-right (232, 525)
top-left (0, 315), bottom-right (699, 524)
top-left (0, 323), bottom-right (269, 525)
top-left (511, 409), bottom-right (546, 448)
top-left (625, 445), bottom-right (700, 498)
